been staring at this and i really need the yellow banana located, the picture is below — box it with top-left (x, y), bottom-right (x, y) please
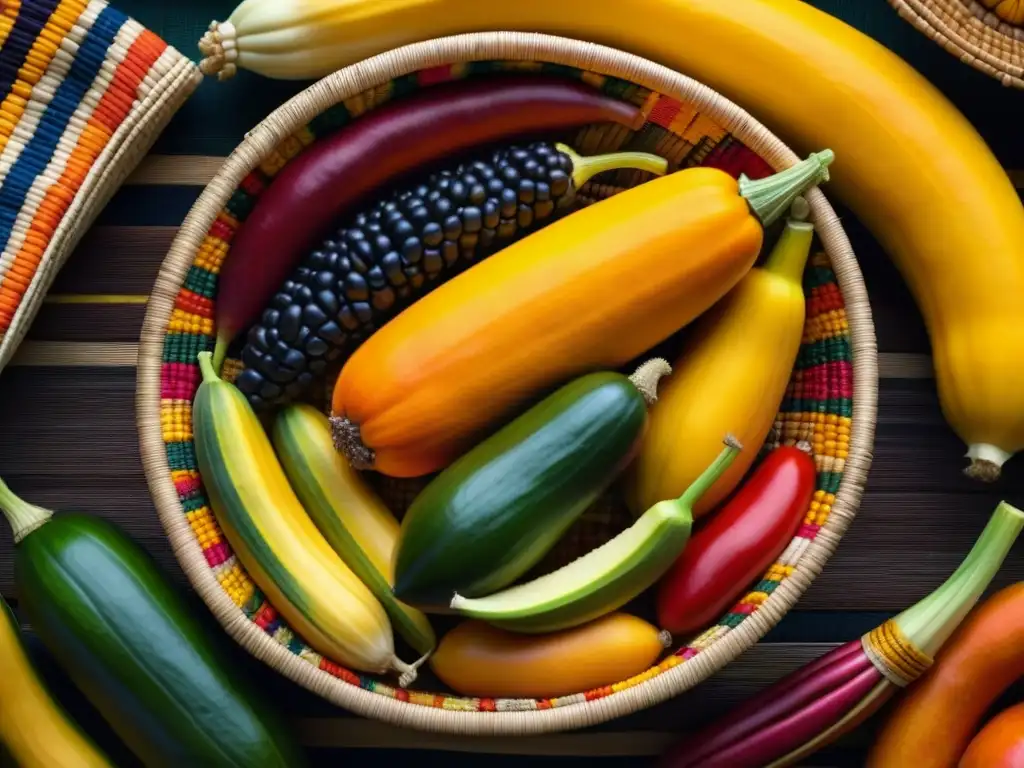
top-left (198, 0), bottom-right (1024, 480)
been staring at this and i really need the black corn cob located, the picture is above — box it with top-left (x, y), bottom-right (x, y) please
top-left (235, 141), bottom-right (579, 410)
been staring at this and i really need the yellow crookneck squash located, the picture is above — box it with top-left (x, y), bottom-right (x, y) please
top-left (330, 151), bottom-right (834, 478)
top-left (628, 204), bottom-right (815, 519)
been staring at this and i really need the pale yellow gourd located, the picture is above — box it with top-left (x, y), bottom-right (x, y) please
top-left (628, 205), bottom-right (813, 519)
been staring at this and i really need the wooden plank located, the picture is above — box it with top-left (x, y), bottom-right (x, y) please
top-left (50, 226), bottom-right (176, 295)
top-left (24, 304), bottom-right (147, 342)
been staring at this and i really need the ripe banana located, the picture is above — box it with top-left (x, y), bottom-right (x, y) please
top-left (198, 0), bottom-right (1024, 480)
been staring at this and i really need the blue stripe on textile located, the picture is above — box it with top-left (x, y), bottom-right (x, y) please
top-left (0, 2), bottom-right (128, 255)
top-left (0, 0), bottom-right (63, 106)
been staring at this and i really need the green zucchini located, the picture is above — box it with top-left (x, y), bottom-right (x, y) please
top-left (393, 360), bottom-right (670, 611)
top-left (449, 437), bottom-right (742, 633)
top-left (0, 478), bottom-right (305, 768)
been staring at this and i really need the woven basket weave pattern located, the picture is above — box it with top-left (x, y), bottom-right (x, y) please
top-left (890, 0), bottom-right (1024, 87)
top-left (138, 33), bottom-right (877, 733)
top-left (0, 0), bottom-right (201, 372)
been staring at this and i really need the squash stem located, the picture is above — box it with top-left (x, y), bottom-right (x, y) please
top-left (556, 143), bottom-right (669, 188)
top-left (628, 357), bottom-right (672, 406)
top-left (198, 350), bottom-right (222, 384)
top-left (677, 435), bottom-right (744, 511)
top-left (764, 210), bottom-right (815, 284)
top-left (0, 476), bottom-right (53, 544)
top-left (740, 150), bottom-right (835, 227)
top-left (895, 500), bottom-right (1024, 657)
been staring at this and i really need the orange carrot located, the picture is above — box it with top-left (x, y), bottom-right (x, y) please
top-left (867, 582), bottom-right (1024, 768)
top-left (960, 703), bottom-right (1024, 768)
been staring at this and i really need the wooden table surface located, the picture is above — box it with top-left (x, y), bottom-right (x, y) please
top-left (2, 1), bottom-right (1023, 765)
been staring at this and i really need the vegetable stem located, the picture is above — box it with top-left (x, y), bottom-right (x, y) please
top-left (211, 335), bottom-right (229, 374)
top-left (677, 436), bottom-right (743, 510)
top-left (628, 357), bottom-right (672, 406)
top-left (895, 500), bottom-right (1024, 657)
top-left (198, 350), bottom-right (221, 384)
top-left (740, 150), bottom-right (835, 227)
top-left (0, 476), bottom-right (53, 544)
top-left (764, 212), bottom-right (816, 284)
top-left (555, 143), bottom-right (669, 188)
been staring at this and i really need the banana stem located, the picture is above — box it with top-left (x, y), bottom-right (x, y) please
top-left (677, 435), bottom-right (744, 510)
top-left (556, 143), bottom-right (669, 188)
top-left (198, 350), bottom-right (222, 384)
top-left (895, 500), bottom-right (1024, 657)
top-left (0, 476), bottom-right (53, 544)
top-left (740, 150), bottom-right (835, 227)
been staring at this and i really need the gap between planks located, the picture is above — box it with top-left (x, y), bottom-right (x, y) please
top-left (125, 155), bottom-right (1024, 189)
top-left (8, 341), bottom-right (932, 378)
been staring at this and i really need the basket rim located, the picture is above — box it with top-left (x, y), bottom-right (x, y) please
top-left (135, 30), bottom-right (878, 735)
top-left (889, 0), bottom-right (1024, 88)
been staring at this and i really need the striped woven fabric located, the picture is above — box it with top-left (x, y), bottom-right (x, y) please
top-left (0, 0), bottom-right (199, 369)
top-left (160, 61), bottom-right (851, 711)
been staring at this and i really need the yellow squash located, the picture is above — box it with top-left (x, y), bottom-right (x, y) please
top-left (628, 206), bottom-right (814, 519)
top-left (430, 613), bottom-right (670, 699)
top-left (331, 153), bottom-right (832, 478)
top-left (0, 597), bottom-right (112, 768)
top-left (202, 0), bottom-right (1024, 480)
top-left (192, 352), bottom-right (422, 684)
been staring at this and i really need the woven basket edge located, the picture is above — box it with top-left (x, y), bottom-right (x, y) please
top-left (888, 0), bottom-right (1024, 88)
top-left (135, 31), bottom-right (878, 735)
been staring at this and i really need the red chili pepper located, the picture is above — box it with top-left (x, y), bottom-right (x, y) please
top-left (656, 444), bottom-right (817, 635)
top-left (213, 76), bottom-right (644, 366)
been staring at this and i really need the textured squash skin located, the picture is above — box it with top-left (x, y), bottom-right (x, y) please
top-left (0, 597), bottom-right (112, 768)
top-left (430, 614), bottom-right (668, 698)
top-left (15, 515), bottom-right (303, 768)
top-left (332, 167), bottom-right (761, 477)
top-left (393, 371), bottom-right (648, 610)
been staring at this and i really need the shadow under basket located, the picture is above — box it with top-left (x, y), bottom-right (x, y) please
top-left (136, 32), bottom-right (878, 734)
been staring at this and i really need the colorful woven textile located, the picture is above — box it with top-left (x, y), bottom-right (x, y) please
top-left (0, 0), bottom-right (200, 370)
top-left (160, 61), bottom-right (853, 711)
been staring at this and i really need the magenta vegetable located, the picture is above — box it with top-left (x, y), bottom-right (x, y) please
top-left (212, 76), bottom-right (645, 368)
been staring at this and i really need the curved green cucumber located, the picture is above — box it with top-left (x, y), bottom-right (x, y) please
top-left (393, 368), bottom-right (660, 611)
top-left (450, 437), bottom-right (742, 633)
top-left (272, 404), bottom-right (436, 656)
top-left (0, 480), bottom-right (305, 768)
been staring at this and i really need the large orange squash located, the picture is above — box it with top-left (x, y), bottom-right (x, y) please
top-left (330, 150), bottom-right (834, 477)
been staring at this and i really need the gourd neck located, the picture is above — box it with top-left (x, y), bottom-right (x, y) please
top-left (740, 150), bottom-right (834, 227)
top-left (198, 350), bottom-right (222, 384)
top-left (0, 476), bottom-right (53, 544)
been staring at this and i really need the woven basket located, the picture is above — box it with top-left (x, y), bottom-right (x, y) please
top-left (0, 0), bottom-right (201, 372)
top-left (890, 0), bottom-right (1024, 87)
top-left (136, 32), bottom-right (877, 734)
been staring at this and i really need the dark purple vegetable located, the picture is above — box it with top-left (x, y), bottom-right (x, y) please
top-left (213, 76), bottom-right (645, 369)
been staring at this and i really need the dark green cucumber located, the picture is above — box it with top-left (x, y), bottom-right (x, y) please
top-left (393, 366), bottom-right (665, 611)
top-left (0, 479), bottom-right (305, 768)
